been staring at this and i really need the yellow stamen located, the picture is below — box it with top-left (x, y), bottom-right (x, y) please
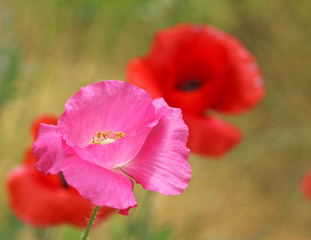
top-left (91, 130), bottom-right (126, 145)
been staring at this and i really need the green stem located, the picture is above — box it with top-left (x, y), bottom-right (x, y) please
top-left (82, 206), bottom-right (100, 240)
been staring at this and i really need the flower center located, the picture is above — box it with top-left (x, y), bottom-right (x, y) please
top-left (91, 130), bottom-right (125, 145)
top-left (178, 79), bottom-right (202, 91)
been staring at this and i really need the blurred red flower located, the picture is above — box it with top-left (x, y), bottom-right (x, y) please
top-left (6, 115), bottom-right (115, 227)
top-left (127, 23), bottom-right (265, 157)
top-left (302, 171), bottom-right (311, 200)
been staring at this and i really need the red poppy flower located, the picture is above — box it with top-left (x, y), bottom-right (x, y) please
top-left (6, 115), bottom-right (115, 227)
top-left (127, 23), bottom-right (265, 157)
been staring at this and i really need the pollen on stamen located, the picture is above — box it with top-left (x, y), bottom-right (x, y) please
top-left (91, 130), bottom-right (126, 145)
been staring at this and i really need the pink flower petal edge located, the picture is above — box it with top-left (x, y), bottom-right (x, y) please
top-left (62, 155), bottom-right (137, 212)
top-left (121, 98), bottom-right (191, 195)
top-left (33, 124), bottom-right (68, 175)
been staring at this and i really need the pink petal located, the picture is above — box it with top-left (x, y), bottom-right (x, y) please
top-left (62, 155), bottom-right (137, 210)
top-left (32, 124), bottom-right (68, 174)
top-left (121, 98), bottom-right (191, 195)
top-left (183, 115), bottom-right (241, 157)
top-left (58, 80), bottom-right (159, 168)
top-left (30, 115), bottom-right (58, 141)
top-left (58, 80), bottom-right (156, 147)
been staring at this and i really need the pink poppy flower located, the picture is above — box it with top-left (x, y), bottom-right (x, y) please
top-left (33, 80), bottom-right (191, 214)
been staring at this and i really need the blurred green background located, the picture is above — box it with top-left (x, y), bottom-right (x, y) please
top-left (1, 0), bottom-right (311, 239)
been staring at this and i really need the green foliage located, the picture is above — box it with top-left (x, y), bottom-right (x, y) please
top-left (0, 6), bottom-right (21, 107)
top-left (110, 192), bottom-right (173, 240)
top-left (60, 226), bottom-right (82, 240)
top-left (0, 48), bottom-right (20, 106)
top-left (0, 211), bottom-right (24, 240)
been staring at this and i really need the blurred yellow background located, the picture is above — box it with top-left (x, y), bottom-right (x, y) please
top-left (1, 0), bottom-right (311, 239)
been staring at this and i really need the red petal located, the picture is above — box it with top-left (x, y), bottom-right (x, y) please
top-left (150, 24), bottom-right (227, 71)
top-left (183, 115), bottom-right (241, 157)
top-left (31, 115), bottom-right (58, 141)
top-left (23, 147), bottom-right (62, 185)
top-left (23, 147), bottom-right (38, 166)
top-left (128, 23), bottom-right (264, 114)
top-left (6, 165), bottom-right (115, 227)
top-left (302, 172), bottom-right (311, 200)
top-left (127, 58), bottom-right (164, 98)
top-left (149, 23), bottom-right (203, 64)
top-left (212, 34), bottom-right (265, 113)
